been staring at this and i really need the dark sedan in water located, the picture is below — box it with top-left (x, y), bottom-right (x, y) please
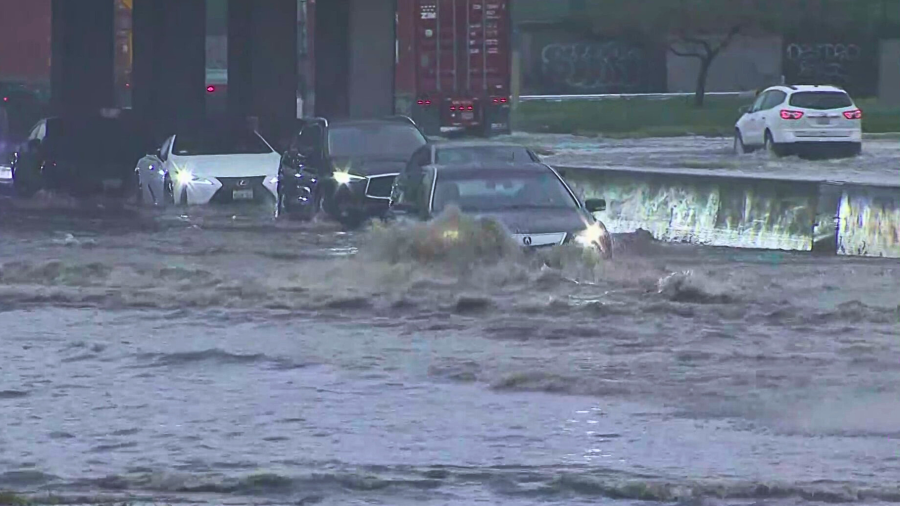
top-left (10, 111), bottom-right (151, 198)
top-left (277, 116), bottom-right (428, 226)
top-left (389, 162), bottom-right (613, 259)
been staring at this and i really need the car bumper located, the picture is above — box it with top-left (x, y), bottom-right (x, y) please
top-left (176, 175), bottom-right (278, 205)
top-left (777, 129), bottom-right (862, 144)
top-left (283, 173), bottom-right (396, 217)
top-left (330, 176), bottom-right (394, 216)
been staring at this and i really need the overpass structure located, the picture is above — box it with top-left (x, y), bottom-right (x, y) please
top-left (48, 0), bottom-right (395, 142)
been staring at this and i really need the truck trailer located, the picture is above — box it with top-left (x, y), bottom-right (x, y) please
top-left (395, 0), bottom-right (512, 137)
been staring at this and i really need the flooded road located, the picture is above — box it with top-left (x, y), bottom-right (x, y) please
top-left (1, 185), bottom-right (899, 505)
top-left (502, 134), bottom-right (899, 186)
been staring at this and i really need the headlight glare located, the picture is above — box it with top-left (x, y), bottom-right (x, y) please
top-left (333, 171), bottom-right (365, 185)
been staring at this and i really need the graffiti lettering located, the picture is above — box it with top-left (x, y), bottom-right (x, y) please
top-left (540, 42), bottom-right (646, 93)
top-left (784, 42), bottom-right (862, 85)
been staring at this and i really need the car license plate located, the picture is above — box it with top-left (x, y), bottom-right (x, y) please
top-left (233, 189), bottom-right (254, 200)
top-left (816, 117), bottom-right (830, 125)
top-left (461, 112), bottom-right (474, 121)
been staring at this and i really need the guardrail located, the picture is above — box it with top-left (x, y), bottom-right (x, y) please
top-left (518, 92), bottom-right (753, 102)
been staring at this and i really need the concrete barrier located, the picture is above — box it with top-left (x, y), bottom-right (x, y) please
top-left (557, 166), bottom-right (900, 258)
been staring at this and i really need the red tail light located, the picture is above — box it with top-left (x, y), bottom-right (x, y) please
top-left (450, 106), bottom-right (456, 111)
top-left (843, 109), bottom-right (862, 120)
top-left (206, 85), bottom-right (216, 93)
top-left (780, 109), bottom-right (804, 120)
top-left (467, 105), bottom-right (473, 110)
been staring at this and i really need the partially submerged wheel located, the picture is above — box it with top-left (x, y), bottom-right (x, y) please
top-left (733, 130), bottom-right (747, 155)
top-left (764, 131), bottom-right (785, 157)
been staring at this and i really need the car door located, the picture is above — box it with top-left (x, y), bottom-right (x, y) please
top-left (392, 146), bottom-right (431, 205)
top-left (13, 120), bottom-right (46, 184)
top-left (280, 123), bottom-right (324, 199)
top-left (757, 90), bottom-right (787, 139)
top-left (743, 91), bottom-right (771, 146)
top-left (139, 136), bottom-right (172, 204)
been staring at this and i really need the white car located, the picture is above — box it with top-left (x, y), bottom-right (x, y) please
top-left (135, 125), bottom-right (281, 206)
top-left (734, 85), bottom-right (862, 157)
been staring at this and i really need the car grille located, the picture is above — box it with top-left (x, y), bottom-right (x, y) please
top-left (210, 176), bottom-right (268, 204)
top-left (365, 174), bottom-right (397, 200)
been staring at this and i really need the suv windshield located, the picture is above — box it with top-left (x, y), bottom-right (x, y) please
top-left (173, 129), bottom-right (272, 156)
top-left (435, 146), bottom-right (534, 164)
top-left (43, 117), bottom-right (147, 161)
top-left (789, 91), bottom-right (853, 110)
top-left (432, 169), bottom-right (578, 213)
top-left (328, 124), bottom-right (426, 159)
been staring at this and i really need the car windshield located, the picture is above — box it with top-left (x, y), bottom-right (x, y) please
top-left (43, 117), bottom-right (148, 161)
top-left (432, 169), bottom-right (578, 213)
top-left (789, 91), bottom-right (853, 110)
top-left (172, 128), bottom-right (272, 156)
top-left (435, 145), bottom-right (534, 164)
top-left (328, 124), bottom-right (426, 159)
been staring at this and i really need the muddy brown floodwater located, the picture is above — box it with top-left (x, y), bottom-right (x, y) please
top-left (0, 139), bottom-right (899, 505)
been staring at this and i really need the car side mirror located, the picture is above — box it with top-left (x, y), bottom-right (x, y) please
top-left (739, 105), bottom-right (751, 114)
top-left (584, 198), bottom-right (606, 213)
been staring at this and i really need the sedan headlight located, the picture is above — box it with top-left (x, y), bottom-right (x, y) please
top-left (574, 223), bottom-right (613, 259)
top-left (333, 171), bottom-right (365, 185)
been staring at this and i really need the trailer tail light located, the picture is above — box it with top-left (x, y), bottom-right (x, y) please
top-left (491, 96), bottom-right (509, 104)
top-left (843, 109), bottom-right (862, 120)
top-left (780, 109), bottom-right (804, 120)
top-left (417, 99), bottom-right (433, 106)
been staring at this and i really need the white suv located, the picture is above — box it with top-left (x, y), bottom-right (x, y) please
top-left (734, 85), bottom-right (862, 157)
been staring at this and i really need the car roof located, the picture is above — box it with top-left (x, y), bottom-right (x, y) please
top-left (432, 161), bottom-right (552, 176)
top-left (326, 117), bottom-right (419, 128)
top-left (430, 141), bottom-right (531, 150)
top-left (766, 84), bottom-right (848, 94)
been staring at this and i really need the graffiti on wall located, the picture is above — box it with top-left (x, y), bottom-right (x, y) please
top-left (537, 41), bottom-right (650, 94)
top-left (783, 40), bottom-right (877, 96)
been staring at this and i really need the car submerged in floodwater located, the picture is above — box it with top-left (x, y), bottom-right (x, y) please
top-left (388, 162), bottom-right (613, 259)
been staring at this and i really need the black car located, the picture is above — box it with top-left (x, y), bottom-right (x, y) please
top-left (11, 111), bottom-right (151, 198)
top-left (391, 141), bottom-right (542, 206)
top-left (277, 116), bottom-right (429, 226)
top-left (389, 162), bottom-right (613, 259)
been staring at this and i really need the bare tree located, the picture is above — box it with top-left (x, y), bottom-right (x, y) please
top-left (580, 0), bottom-right (783, 107)
top-left (668, 24), bottom-right (744, 107)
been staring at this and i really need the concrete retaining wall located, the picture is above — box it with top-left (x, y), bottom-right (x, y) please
top-left (558, 167), bottom-right (900, 258)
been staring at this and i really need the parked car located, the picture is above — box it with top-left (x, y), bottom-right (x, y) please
top-left (734, 85), bottom-right (862, 157)
top-left (135, 121), bottom-right (281, 206)
top-left (11, 111), bottom-right (151, 198)
top-left (388, 162), bottom-right (613, 259)
top-left (277, 116), bottom-right (428, 226)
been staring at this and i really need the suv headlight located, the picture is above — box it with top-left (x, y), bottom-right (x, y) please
top-left (333, 171), bottom-right (365, 185)
top-left (174, 169), bottom-right (213, 186)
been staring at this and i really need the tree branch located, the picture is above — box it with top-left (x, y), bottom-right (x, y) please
top-left (668, 46), bottom-right (706, 60)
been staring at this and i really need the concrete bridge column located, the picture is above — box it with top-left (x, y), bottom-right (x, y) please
top-left (228, 0), bottom-right (298, 148)
top-left (51, 0), bottom-right (116, 114)
top-left (313, 0), bottom-right (396, 120)
top-left (132, 0), bottom-right (206, 136)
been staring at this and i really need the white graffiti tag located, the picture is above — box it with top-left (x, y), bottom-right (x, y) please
top-left (540, 42), bottom-right (645, 92)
